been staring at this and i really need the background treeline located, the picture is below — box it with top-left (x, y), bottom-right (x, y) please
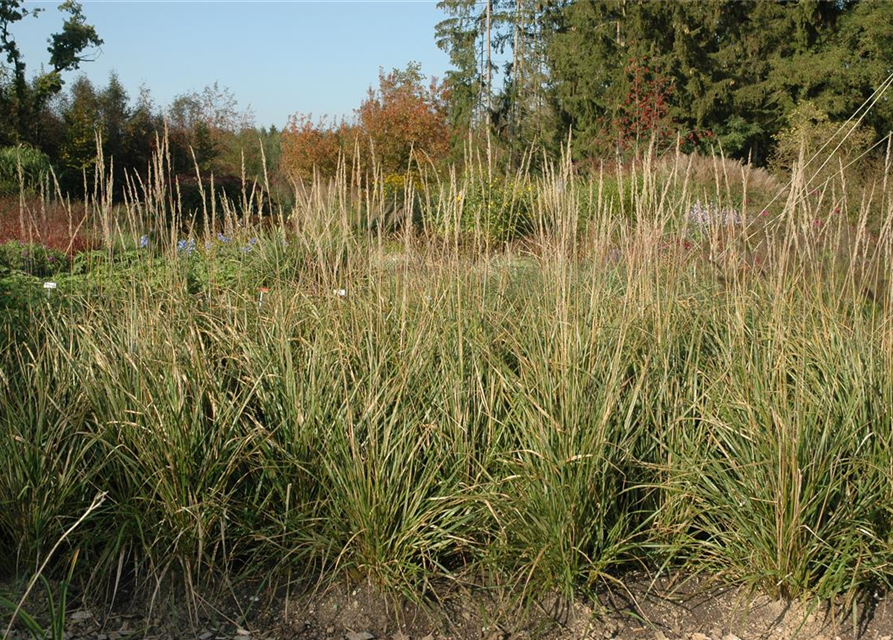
top-left (2, 0), bottom-right (893, 203)
top-left (437, 0), bottom-right (893, 164)
top-left (0, 69), bottom-right (283, 203)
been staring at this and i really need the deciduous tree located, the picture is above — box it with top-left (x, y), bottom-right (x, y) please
top-left (0, 0), bottom-right (102, 145)
top-left (357, 62), bottom-right (450, 174)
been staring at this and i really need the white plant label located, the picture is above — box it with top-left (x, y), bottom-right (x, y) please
top-left (43, 282), bottom-right (57, 289)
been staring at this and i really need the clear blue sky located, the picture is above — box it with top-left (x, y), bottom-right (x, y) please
top-left (13, 1), bottom-right (453, 129)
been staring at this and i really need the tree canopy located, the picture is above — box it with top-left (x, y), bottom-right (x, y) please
top-left (436, 0), bottom-right (893, 165)
top-left (547, 0), bottom-right (893, 163)
top-left (0, 0), bottom-right (102, 146)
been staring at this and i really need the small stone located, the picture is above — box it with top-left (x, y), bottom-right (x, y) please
top-left (391, 633), bottom-right (410, 640)
top-left (70, 610), bottom-right (93, 621)
top-left (723, 635), bottom-right (742, 640)
top-left (346, 633), bottom-right (374, 640)
top-left (326, 627), bottom-right (335, 634)
top-left (236, 629), bottom-right (251, 637)
top-left (199, 632), bottom-right (214, 640)
top-left (654, 632), bottom-right (669, 640)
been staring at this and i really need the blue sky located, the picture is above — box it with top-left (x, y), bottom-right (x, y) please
top-left (13, 1), bottom-right (453, 128)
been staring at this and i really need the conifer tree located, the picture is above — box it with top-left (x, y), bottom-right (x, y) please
top-left (542, 0), bottom-right (893, 163)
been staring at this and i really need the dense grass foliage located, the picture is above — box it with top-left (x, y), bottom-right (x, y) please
top-left (1, 150), bottom-right (892, 621)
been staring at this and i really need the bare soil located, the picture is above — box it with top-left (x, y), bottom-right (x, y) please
top-left (5, 575), bottom-right (893, 640)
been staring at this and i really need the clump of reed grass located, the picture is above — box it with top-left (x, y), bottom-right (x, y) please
top-left (0, 133), bottom-right (891, 628)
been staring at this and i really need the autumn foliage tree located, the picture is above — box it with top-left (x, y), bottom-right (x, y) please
top-left (613, 58), bottom-right (676, 153)
top-left (280, 114), bottom-right (355, 183)
top-left (281, 62), bottom-right (452, 183)
top-left (357, 62), bottom-right (450, 174)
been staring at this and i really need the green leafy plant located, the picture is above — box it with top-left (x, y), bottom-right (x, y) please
top-left (0, 553), bottom-right (78, 640)
top-left (0, 147), bottom-right (52, 196)
top-left (449, 175), bottom-right (533, 242)
top-left (0, 241), bottom-right (70, 277)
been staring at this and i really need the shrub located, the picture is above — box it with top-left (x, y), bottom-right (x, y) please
top-left (0, 146), bottom-right (52, 196)
top-left (175, 173), bottom-right (249, 222)
top-left (357, 63), bottom-right (451, 174)
top-left (280, 114), bottom-right (356, 183)
top-left (0, 196), bottom-right (95, 254)
top-left (453, 176), bottom-right (533, 242)
top-left (0, 240), bottom-right (70, 277)
top-left (281, 63), bottom-right (452, 182)
top-left (772, 101), bottom-right (874, 184)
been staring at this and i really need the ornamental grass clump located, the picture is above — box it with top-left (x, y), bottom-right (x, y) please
top-left (0, 136), bottom-right (891, 620)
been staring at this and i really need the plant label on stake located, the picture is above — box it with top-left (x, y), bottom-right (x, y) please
top-left (44, 282), bottom-right (57, 298)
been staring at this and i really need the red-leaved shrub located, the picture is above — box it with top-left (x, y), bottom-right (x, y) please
top-left (0, 196), bottom-right (96, 254)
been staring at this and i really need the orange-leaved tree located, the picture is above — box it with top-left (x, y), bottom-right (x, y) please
top-left (357, 62), bottom-right (451, 175)
top-left (281, 63), bottom-right (452, 183)
top-left (280, 114), bottom-right (356, 184)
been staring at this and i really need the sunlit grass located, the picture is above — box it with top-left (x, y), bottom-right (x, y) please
top-left (1, 143), bottom-right (892, 622)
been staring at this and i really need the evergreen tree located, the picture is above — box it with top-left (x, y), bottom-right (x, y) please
top-left (437, 0), bottom-right (558, 162)
top-left (543, 0), bottom-right (893, 164)
top-left (122, 84), bottom-right (160, 179)
top-left (436, 0), bottom-right (486, 138)
top-left (98, 72), bottom-right (130, 167)
top-left (58, 74), bottom-right (99, 192)
top-left (192, 121), bottom-right (217, 174)
top-left (495, 0), bottom-right (559, 159)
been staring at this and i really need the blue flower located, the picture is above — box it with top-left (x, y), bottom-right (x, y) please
top-left (217, 233), bottom-right (230, 243)
top-left (139, 235), bottom-right (149, 249)
top-left (177, 238), bottom-right (196, 256)
top-left (242, 237), bottom-right (258, 253)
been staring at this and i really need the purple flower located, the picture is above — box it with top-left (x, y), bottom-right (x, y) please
top-left (177, 238), bottom-right (196, 256)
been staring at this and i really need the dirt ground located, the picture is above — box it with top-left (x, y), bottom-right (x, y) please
top-left (5, 575), bottom-right (893, 640)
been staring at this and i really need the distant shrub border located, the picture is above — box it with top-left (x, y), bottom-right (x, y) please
top-left (0, 146), bottom-right (52, 196)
